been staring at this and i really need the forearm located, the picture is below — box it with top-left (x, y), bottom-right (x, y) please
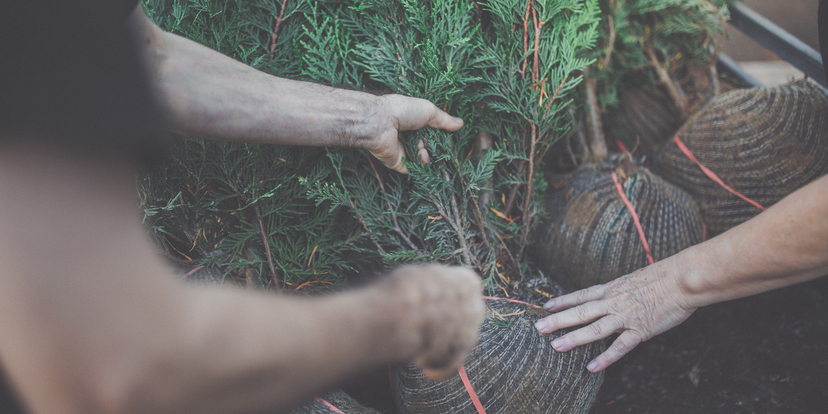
top-left (0, 141), bottom-right (431, 414)
top-left (123, 285), bottom-right (420, 414)
top-left (675, 174), bottom-right (828, 307)
top-left (131, 8), bottom-right (381, 147)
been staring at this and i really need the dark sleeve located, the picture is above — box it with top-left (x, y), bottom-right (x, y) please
top-left (0, 0), bottom-right (168, 160)
top-left (0, 368), bottom-right (25, 414)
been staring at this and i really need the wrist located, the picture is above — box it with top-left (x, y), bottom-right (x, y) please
top-left (671, 244), bottom-right (718, 309)
top-left (331, 91), bottom-right (386, 150)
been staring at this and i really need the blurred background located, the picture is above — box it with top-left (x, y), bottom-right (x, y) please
top-left (724, 0), bottom-right (820, 85)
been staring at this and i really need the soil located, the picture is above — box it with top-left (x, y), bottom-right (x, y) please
top-left (590, 277), bottom-right (828, 414)
top-left (340, 276), bottom-right (828, 414)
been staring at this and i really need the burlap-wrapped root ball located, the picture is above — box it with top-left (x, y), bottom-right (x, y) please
top-left (652, 81), bottom-right (828, 235)
top-left (393, 299), bottom-right (603, 414)
top-left (288, 389), bottom-right (379, 414)
top-left (534, 155), bottom-right (704, 291)
top-left (607, 88), bottom-right (683, 154)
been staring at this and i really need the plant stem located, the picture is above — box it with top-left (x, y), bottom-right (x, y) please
top-left (253, 202), bottom-right (281, 290)
top-left (584, 68), bottom-right (607, 161)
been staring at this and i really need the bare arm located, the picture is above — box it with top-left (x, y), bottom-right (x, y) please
top-left (0, 141), bottom-right (484, 414)
top-left (535, 174), bottom-right (828, 372)
top-left (128, 7), bottom-right (461, 173)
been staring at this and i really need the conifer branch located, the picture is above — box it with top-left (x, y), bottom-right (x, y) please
top-left (268, 0), bottom-right (289, 61)
top-left (252, 202), bottom-right (281, 290)
top-left (504, 128), bottom-right (527, 217)
top-left (348, 197), bottom-right (387, 255)
top-left (531, 7), bottom-right (541, 83)
top-left (444, 170), bottom-right (473, 266)
top-left (365, 155), bottom-right (420, 253)
top-left (518, 122), bottom-right (537, 261)
top-left (603, 13), bottom-right (616, 68)
top-left (521, 0), bottom-right (532, 78)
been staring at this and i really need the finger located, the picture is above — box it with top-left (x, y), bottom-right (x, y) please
top-left (370, 130), bottom-right (408, 174)
top-left (549, 316), bottom-right (622, 352)
top-left (417, 140), bottom-right (430, 164)
top-left (586, 331), bottom-right (643, 372)
top-left (543, 284), bottom-right (605, 312)
top-left (426, 106), bottom-right (464, 132)
top-left (534, 302), bottom-right (606, 334)
top-left (390, 95), bottom-right (463, 132)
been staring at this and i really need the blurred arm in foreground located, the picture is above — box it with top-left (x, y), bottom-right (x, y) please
top-left (0, 5), bottom-right (483, 414)
top-left (535, 175), bottom-right (828, 372)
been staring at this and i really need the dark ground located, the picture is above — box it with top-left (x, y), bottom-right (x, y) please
top-left (590, 277), bottom-right (828, 414)
top-left (340, 277), bottom-right (828, 414)
top-left (275, 170), bottom-right (828, 414)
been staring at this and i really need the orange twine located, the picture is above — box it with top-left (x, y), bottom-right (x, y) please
top-left (611, 171), bottom-right (654, 265)
top-left (458, 365), bottom-right (487, 414)
top-left (674, 135), bottom-right (766, 211)
top-left (314, 396), bottom-right (345, 414)
top-left (456, 297), bottom-right (549, 414)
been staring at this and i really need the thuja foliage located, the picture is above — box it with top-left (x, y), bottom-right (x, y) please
top-left (140, 0), bottom-right (375, 292)
top-left (139, 0), bottom-right (600, 292)
top-left (571, 0), bottom-right (732, 161)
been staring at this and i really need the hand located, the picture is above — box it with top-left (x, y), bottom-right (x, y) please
top-left (533, 260), bottom-right (697, 372)
top-left (377, 265), bottom-right (485, 379)
top-left (364, 94), bottom-right (464, 173)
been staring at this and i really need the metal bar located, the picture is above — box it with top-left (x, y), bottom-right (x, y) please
top-left (728, 2), bottom-right (827, 87)
top-left (717, 54), bottom-right (764, 87)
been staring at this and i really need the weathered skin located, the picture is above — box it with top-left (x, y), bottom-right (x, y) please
top-left (535, 174), bottom-right (828, 373)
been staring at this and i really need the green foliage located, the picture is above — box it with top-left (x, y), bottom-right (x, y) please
top-left (139, 0), bottom-right (600, 292)
top-left (139, 139), bottom-right (376, 291)
top-left (590, 0), bottom-right (732, 115)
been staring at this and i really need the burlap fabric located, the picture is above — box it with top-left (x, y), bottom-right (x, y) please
top-left (652, 81), bottom-right (828, 235)
top-left (393, 299), bottom-right (603, 414)
top-left (534, 155), bottom-right (704, 291)
top-left (607, 88), bottom-right (683, 154)
top-left (288, 390), bottom-right (379, 414)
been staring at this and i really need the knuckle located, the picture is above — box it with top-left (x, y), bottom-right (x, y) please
top-left (574, 305), bottom-right (591, 322)
top-left (588, 322), bottom-right (605, 338)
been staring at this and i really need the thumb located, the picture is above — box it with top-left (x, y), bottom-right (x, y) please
top-left (428, 109), bottom-right (464, 132)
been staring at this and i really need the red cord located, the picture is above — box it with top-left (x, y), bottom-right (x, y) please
top-left (314, 397), bottom-right (345, 414)
top-left (674, 135), bottom-right (766, 211)
top-left (615, 137), bottom-right (629, 153)
top-left (458, 365), bottom-right (487, 414)
top-left (455, 297), bottom-right (544, 414)
top-left (182, 265), bottom-right (205, 280)
top-left (611, 171), bottom-right (654, 265)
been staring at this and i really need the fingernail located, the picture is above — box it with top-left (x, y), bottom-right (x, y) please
top-left (551, 338), bottom-right (564, 350)
top-left (587, 361), bottom-right (598, 372)
top-left (534, 319), bottom-right (547, 331)
top-left (543, 299), bottom-right (555, 310)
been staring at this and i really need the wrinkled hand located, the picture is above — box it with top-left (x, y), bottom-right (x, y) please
top-left (365, 94), bottom-right (464, 173)
top-left (534, 260), bottom-right (697, 372)
top-left (378, 265), bottom-right (485, 379)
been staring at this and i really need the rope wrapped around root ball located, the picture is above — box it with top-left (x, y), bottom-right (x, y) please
top-left (652, 81), bottom-right (828, 235)
top-left (393, 299), bottom-right (604, 414)
top-left (288, 389), bottom-right (379, 414)
top-left (534, 154), bottom-right (704, 291)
